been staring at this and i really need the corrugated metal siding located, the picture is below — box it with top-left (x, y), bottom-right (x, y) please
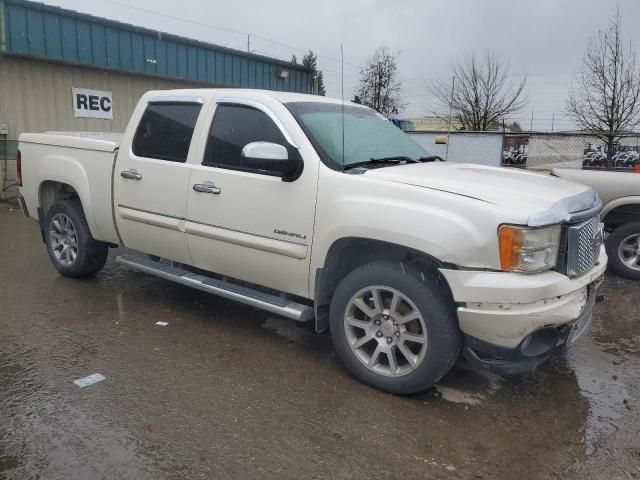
top-left (0, 0), bottom-right (311, 92)
top-left (0, 55), bottom-right (198, 138)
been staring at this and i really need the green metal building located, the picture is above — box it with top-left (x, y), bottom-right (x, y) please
top-left (0, 0), bottom-right (312, 198)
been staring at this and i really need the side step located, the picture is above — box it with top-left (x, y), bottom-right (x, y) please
top-left (116, 254), bottom-right (314, 322)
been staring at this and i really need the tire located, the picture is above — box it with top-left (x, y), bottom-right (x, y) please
top-left (606, 221), bottom-right (640, 280)
top-left (329, 261), bottom-right (462, 395)
top-left (44, 199), bottom-right (109, 277)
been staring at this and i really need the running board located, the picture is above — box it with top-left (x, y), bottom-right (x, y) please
top-left (116, 254), bottom-right (314, 322)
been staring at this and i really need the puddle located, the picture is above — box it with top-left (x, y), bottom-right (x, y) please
top-left (0, 455), bottom-right (20, 473)
top-left (2, 203), bottom-right (639, 480)
top-left (261, 316), bottom-right (318, 348)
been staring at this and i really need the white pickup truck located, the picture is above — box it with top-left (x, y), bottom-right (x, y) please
top-left (17, 89), bottom-right (607, 394)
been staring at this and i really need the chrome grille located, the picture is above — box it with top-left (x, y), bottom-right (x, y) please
top-left (566, 216), bottom-right (603, 277)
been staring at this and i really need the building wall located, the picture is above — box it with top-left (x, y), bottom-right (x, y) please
top-left (0, 55), bottom-right (198, 199)
top-left (406, 117), bottom-right (463, 132)
top-left (1, 0), bottom-right (310, 94)
top-left (0, 55), bottom-right (199, 138)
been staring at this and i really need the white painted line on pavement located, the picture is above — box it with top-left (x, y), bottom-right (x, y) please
top-left (155, 321), bottom-right (169, 326)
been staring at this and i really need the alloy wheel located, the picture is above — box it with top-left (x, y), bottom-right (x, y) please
top-left (50, 213), bottom-right (79, 266)
top-left (618, 233), bottom-right (640, 271)
top-left (344, 285), bottom-right (428, 377)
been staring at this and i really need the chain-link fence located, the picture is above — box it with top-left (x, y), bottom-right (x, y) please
top-left (408, 131), bottom-right (640, 171)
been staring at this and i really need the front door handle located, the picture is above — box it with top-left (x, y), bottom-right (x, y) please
top-left (193, 183), bottom-right (221, 194)
top-left (120, 169), bottom-right (142, 180)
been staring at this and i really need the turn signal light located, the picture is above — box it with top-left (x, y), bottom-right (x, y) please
top-left (499, 226), bottom-right (524, 270)
top-left (498, 224), bottom-right (561, 273)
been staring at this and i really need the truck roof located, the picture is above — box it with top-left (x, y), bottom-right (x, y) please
top-left (143, 88), bottom-right (360, 107)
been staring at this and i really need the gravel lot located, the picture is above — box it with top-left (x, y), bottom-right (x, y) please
top-left (1, 202), bottom-right (639, 479)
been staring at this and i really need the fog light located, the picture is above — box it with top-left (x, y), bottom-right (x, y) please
top-left (519, 327), bottom-right (560, 357)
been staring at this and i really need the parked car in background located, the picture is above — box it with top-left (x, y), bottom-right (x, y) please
top-left (16, 89), bottom-right (606, 394)
top-left (554, 168), bottom-right (640, 279)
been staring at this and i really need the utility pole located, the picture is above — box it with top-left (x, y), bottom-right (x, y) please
top-left (530, 111), bottom-right (534, 132)
top-left (445, 75), bottom-right (455, 161)
top-left (551, 113), bottom-right (555, 133)
top-left (247, 34), bottom-right (250, 53)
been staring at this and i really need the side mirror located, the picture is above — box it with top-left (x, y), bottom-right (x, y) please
top-left (241, 142), bottom-right (303, 182)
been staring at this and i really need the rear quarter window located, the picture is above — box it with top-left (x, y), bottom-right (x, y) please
top-left (133, 102), bottom-right (202, 162)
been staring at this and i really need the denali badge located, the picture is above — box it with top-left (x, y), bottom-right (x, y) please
top-left (274, 229), bottom-right (307, 240)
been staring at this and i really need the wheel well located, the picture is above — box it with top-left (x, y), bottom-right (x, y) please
top-left (603, 204), bottom-right (640, 230)
top-left (39, 181), bottom-right (80, 220)
top-left (314, 237), bottom-right (452, 332)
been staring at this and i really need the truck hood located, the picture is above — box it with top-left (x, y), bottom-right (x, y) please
top-left (365, 163), bottom-right (600, 226)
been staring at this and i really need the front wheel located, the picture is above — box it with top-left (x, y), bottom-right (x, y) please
top-left (329, 261), bottom-right (462, 394)
top-left (606, 222), bottom-right (640, 280)
top-left (44, 200), bottom-right (109, 277)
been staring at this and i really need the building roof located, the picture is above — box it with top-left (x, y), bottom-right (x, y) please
top-left (0, 0), bottom-right (311, 93)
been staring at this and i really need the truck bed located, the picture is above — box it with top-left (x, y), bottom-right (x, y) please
top-left (18, 131), bottom-right (124, 245)
top-left (19, 131), bottom-right (122, 152)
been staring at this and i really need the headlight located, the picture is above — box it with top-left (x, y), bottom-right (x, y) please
top-left (498, 224), bottom-right (561, 273)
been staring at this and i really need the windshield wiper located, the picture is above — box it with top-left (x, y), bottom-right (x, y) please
top-left (418, 155), bottom-right (445, 162)
top-left (344, 156), bottom-right (419, 170)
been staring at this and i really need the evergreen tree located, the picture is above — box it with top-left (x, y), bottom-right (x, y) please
top-left (302, 50), bottom-right (326, 96)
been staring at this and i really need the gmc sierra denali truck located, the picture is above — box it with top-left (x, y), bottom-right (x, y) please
top-left (553, 168), bottom-right (640, 280)
top-left (17, 89), bottom-right (607, 394)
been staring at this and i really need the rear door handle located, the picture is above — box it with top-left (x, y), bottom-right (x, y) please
top-left (193, 183), bottom-right (221, 194)
top-left (120, 169), bottom-right (142, 180)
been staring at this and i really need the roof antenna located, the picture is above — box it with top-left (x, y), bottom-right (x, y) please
top-left (341, 43), bottom-right (345, 167)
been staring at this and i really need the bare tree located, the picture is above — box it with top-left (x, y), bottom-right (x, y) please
top-left (567, 12), bottom-right (640, 164)
top-left (431, 52), bottom-right (526, 131)
top-left (356, 47), bottom-right (405, 117)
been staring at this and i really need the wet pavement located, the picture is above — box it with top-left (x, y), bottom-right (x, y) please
top-left (1, 202), bottom-right (639, 480)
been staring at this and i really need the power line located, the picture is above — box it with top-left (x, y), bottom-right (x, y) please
top-left (99, 0), bottom-right (362, 69)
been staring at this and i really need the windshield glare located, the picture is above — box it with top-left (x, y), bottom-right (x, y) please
top-left (286, 102), bottom-right (428, 169)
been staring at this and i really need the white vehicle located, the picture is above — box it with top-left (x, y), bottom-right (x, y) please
top-left (553, 168), bottom-right (640, 280)
top-left (16, 89), bottom-right (607, 394)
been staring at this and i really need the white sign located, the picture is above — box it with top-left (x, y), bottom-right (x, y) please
top-left (72, 88), bottom-right (113, 119)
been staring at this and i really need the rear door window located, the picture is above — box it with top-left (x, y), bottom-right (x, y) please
top-left (133, 102), bottom-right (202, 162)
top-left (203, 103), bottom-right (288, 170)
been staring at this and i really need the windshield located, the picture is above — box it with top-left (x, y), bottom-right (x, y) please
top-left (286, 102), bottom-right (428, 170)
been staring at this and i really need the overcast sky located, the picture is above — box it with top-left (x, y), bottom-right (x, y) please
top-left (43, 0), bottom-right (640, 131)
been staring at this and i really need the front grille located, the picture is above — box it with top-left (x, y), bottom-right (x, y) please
top-left (565, 216), bottom-right (603, 277)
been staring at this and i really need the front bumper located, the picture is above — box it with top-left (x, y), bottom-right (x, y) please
top-left (439, 246), bottom-right (607, 374)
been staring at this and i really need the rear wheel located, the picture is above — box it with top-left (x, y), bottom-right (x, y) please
top-left (329, 261), bottom-right (462, 394)
top-left (44, 200), bottom-right (109, 277)
top-left (606, 222), bottom-right (640, 280)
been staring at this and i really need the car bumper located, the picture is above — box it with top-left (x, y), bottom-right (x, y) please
top-left (439, 246), bottom-right (607, 373)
